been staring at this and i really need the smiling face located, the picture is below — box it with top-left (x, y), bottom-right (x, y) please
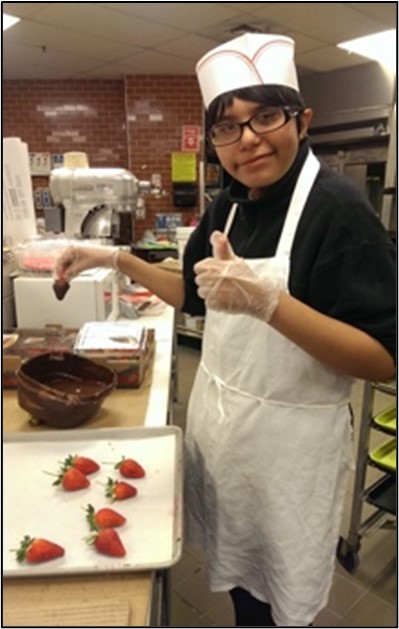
top-left (214, 98), bottom-right (313, 198)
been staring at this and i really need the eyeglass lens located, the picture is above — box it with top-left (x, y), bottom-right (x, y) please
top-left (210, 107), bottom-right (297, 146)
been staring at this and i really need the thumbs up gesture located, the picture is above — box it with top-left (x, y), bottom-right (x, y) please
top-left (209, 230), bottom-right (236, 261)
top-left (194, 231), bottom-right (283, 322)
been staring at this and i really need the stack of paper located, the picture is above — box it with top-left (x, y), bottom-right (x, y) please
top-left (3, 138), bottom-right (37, 247)
top-left (74, 321), bottom-right (146, 356)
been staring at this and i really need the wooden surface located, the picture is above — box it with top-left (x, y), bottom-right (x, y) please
top-left (3, 574), bottom-right (152, 627)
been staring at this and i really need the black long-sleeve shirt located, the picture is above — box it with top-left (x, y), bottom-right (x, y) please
top-left (182, 141), bottom-right (396, 361)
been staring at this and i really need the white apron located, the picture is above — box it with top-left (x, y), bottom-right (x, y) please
top-left (184, 151), bottom-right (354, 627)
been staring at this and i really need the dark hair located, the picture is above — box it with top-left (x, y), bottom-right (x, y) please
top-left (206, 85), bottom-right (306, 131)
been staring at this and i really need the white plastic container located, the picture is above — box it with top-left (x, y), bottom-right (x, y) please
top-left (176, 226), bottom-right (195, 266)
top-left (14, 268), bottom-right (118, 328)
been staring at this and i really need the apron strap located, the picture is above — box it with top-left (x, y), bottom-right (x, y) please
top-left (222, 151), bottom-right (320, 258)
top-left (223, 203), bottom-right (238, 236)
top-left (276, 150), bottom-right (320, 258)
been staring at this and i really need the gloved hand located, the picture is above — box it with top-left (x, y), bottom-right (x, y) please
top-left (194, 231), bottom-right (283, 322)
top-left (54, 245), bottom-right (119, 282)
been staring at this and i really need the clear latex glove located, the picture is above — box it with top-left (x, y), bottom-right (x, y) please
top-left (194, 231), bottom-right (283, 322)
top-left (54, 245), bottom-right (119, 282)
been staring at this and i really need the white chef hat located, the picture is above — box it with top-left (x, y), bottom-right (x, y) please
top-left (196, 33), bottom-right (299, 108)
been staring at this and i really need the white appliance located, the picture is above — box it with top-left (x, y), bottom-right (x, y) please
top-left (14, 268), bottom-right (118, 329)
top-left (49, 167), bottom-right (150, 243)
top-left (3, 249), bottom-right (17, 329)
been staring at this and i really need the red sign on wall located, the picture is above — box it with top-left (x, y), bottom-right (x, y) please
top-left (181, 125), bottom-right (201, 152)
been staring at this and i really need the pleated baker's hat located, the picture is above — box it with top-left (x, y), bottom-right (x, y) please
top-left (196, 33), bottom-right (299, 108)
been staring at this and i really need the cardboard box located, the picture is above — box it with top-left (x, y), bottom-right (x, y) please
top-left (3, 326), bottom-right (155, 390)
top-left (74, 322), bottom-right (155, 389)
top-left (89, 329), bottom-right (155, 388)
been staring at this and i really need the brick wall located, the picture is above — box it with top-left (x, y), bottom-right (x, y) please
top-left (3, 80), bottom-right (128, 167)
top-left (3, 76), bottom-right (204, 240)
top-left (125, 75), bottom-right (203, 235)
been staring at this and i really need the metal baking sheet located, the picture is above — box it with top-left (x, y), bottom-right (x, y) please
top-left (373, 405), bottom-right (396, 435)
top-left (3, 426), bottom-right (183, 577)
top-left (369, 438), bottom-right (396, 473)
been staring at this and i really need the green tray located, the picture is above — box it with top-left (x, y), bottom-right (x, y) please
top-left (373, 405), bottom-right (396, 434)
top-left (369, 438), bottom-right (396, 473)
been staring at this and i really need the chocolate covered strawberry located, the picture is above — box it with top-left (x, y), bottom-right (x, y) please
top-left (105, 477), bottom-right (137, 501)
top-left (115, 456), bottom-right (145, 479)
top-left (14, 535), bottom-right (65, 564)
top-left (85, 504), bottom-right (126, 530)
top-left (53, 279), bottom-right (70, 301)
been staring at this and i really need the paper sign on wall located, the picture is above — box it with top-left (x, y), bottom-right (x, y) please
top-left (181, 125), bottom-right (201, 152)
top-left (29, 152), bottom-right (52, 175)
top-left (3, 138), bottom-right (37, 246)
top-left (171, 152), bottom-right (197, 182)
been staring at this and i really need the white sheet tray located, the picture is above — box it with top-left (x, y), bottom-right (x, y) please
top-left (3, 426), bottom-right (183, 577)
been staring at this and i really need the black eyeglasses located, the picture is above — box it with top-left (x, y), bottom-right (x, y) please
top-left (208, 106), bottom-right (302, 147)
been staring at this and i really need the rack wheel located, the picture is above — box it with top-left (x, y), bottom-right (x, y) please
top-left (336, 536), bottom-right (360, 573)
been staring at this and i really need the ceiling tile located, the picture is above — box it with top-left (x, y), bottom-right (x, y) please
top-left (25, 3), bottom-right (186, 46)
top-left (2, 2), bottom-right (57, 18)
top-left (222, 2), bottom-right (275, 13)
top-left (296, 45), bottom-right (372, 73)
top-left (277, 30), bottom-right (328, 54)
top-left (251, 2), bottom-right (391, 43)
top-left (113, 50), bottom-right (195, 74)
top-left (78, 63), bottom-right (135, 79)
top-left (102, 2), bottom-right (242, 30)
top-left (154, 34), bottom-right (221, 61)
top-left (2, 2), bottom-right (396, 79)
top-left (346, 2), bottom-right (398, 26)
top-left (3, 40), bottom-right (109, 76)
top-left (3, 21), bottom-right (142, 61)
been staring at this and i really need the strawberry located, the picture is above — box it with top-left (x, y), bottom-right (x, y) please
top-left (53, 466), bottom-right (90, 491)
top-left (105, 477), bottom-right (137, 501)
top-left (115, 456), bottom-right (145, 479)
top-left (14, 535), bottom-right (65, 564)
top-left (53, 279), bottom-right (70, 301)
top-left (85, 504), bottom-right (126, 530)
top-left (63, 454), bottom-right (100, 476)
top-left (87, 528), bottom-right (126, 558)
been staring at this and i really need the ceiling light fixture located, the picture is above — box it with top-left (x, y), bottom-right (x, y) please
top-left (337, 29), bottom-right (396, 74)
top-left (3, 13), bottom-right (21, 31)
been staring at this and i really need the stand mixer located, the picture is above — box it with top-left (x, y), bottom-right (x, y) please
top-left (49, 167), bottom-right (150, 244)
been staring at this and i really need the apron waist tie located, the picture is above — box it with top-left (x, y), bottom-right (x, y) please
top-left (199, 361), bottom-right (351, 410)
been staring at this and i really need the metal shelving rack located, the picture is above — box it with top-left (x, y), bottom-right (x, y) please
top-left (337, 380), bottom-right (396, 572)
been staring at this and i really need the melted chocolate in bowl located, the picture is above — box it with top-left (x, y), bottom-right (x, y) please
top-left (41, 374), bottom-right (106, 396)
top-left (17, 352), bottom-right (116, 428)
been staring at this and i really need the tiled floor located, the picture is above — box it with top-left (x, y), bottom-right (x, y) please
top-left (170, 340), bottom-right (397, 627)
